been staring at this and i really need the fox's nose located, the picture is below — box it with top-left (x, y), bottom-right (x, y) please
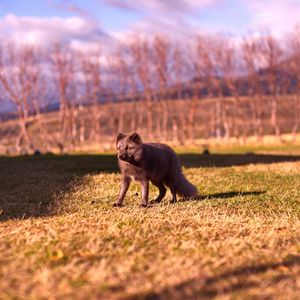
top-left (119, 154), bottom-right (126, 160)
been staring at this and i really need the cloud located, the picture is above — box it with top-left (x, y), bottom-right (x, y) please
top-left (113, 15), bottom-right (192, 37)
top-left (102, 0), bottom-right (220, 15)
top-left (0, 13), bottom-right (111, 50)
top-left (245, 0), bottom-right (300, 36)
top-left (50, 0), bottom-right (95, 20)
top-left (105, 0), bottom-right (221, 42)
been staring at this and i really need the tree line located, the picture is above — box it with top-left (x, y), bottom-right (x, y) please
top-left (1, 28), bottom-right (300, 154)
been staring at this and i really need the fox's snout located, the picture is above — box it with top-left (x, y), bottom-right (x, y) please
top-left (118, 154), bottom-right (127, 160)
top-left (118, 153), bottom-right (130, 161)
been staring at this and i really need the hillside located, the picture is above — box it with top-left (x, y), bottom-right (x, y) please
top-left (0, 94), bottom-right (299, 155)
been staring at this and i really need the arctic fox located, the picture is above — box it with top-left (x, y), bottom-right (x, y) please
top-left (114, 132), bottom-right (198, 207)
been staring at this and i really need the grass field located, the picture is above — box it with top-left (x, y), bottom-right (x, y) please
top-left (1, 148), bottom-right (300, 299)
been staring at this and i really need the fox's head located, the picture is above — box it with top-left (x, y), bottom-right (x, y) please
top-left (116, 132), bottom-right (143, 163)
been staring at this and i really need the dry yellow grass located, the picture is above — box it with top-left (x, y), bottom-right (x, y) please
top-left (1, 153), bottom-right (300, 299)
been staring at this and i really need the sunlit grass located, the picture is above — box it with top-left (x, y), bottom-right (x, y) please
top-left (1, 151), bottom-right (300, 299)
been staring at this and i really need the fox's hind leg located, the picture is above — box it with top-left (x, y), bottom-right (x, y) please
top-left (140, 180), bottom-right (149, 207)
top-left (169, 184), bottom-right (177, 204)
top-left (165, 175), bottom-right (177, 204)
top-left (151, 180), bottom-right (167, 203)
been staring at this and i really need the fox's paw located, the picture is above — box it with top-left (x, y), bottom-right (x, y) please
top-left (113, 203), bottom-right (123, 207)
top-left (150, 199), bottom-right (161, 204)
top-left (140, 203), bottom-right (148, 208)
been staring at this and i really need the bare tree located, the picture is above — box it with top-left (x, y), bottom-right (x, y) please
top-left (287, 26), bottom-right (300, 141)
top-left (114, 45), bottom-right (132, 134)
top-left (216, 36), bottom-right (247, 141)
top-left (115, 43), bottom-right (140, 133)
top-left (259, 34), bottom-right (283, 139)
top-left (187, 39), bottom-right (203, 141)
top-left (170, 43), bottom-right (188, 143)
top-left (51, 43), bottom-right (75, 152)
top-left (196, 36), bottom-right (227, 140)
top-left (242, 36), bottom-right (265, 140)
top-left (80, 49), bottom-right (102, 141)
top-left (0, 43), bottom-right (44, 153)
top-left (30, 48), bottom-right (50, 151)
top-left (68, 54), bottom-right (84, 148)
top-left (129, 36), bottom-right (154, 139)
top-left (153, 34), bottom-right (171, 140)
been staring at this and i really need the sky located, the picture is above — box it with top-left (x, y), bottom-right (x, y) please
top-left (0, 0), bottom-right (300, 51)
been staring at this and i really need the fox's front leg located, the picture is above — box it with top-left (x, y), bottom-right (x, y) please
top-left (140, 180), bottom-right (149, 207)
top-left (114, 176), bottom-right (131, 207)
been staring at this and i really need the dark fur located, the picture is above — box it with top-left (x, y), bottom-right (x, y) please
top-left (114, 132), bottom-right (198, 207)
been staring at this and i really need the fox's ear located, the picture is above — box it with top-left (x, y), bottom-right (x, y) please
top-left (129, 132), bottom-right (142, 144)
top-left (116, 132), bottom-right (126, 143)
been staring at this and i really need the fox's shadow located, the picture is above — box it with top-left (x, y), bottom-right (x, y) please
top-left (162, 190), bottom-right (265, 204)
top-left (196, 190), bottom-right (265, 201)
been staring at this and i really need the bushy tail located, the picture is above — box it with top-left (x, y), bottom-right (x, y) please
top-left (175, 168), bottom-right (198, 198)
